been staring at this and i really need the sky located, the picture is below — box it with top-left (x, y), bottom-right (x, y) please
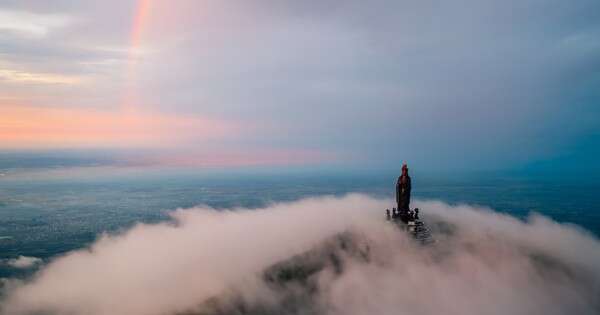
top-left (0, 0), bottom-right (599, 171)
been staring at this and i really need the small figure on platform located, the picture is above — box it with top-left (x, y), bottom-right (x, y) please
top-left (386, 209), bottom-right (391, 221)
top-left (396, 163), bottom-right (412, 214)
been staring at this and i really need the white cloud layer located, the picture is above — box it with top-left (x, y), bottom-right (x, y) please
top-left (1, 195), bottom-right (599, 315)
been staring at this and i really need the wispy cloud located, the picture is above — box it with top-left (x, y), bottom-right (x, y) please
top-left (3, 256), bottom-right (42, 269)
top-left (0, 69), bottom-right (83, 85)
top-left (0, 9), bottom-right (71, 36)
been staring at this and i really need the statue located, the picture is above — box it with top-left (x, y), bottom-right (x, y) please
top-left (396, 163), bottom-right (411, 213)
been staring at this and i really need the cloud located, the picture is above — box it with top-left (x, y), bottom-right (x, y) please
top-left (0, 69), bottom-right (82, 85)
top-left (1, 195), bottom-right (599, 315)
top-left (0, 9), bottom-right (71, 36)
top-left (3, 256), bottom-right (42, 269)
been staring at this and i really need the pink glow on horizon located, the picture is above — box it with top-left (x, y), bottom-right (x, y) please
top-left (0, 104), bottom-right (236, 149)
top-left (0, 104), bottom-right (335, 166)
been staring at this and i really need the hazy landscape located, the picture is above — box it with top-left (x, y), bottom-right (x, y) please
top-left (1, 0), bottom-right (599, 314)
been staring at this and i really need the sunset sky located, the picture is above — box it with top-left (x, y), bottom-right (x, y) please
top-left (1, 0), bottom-right (599, 171)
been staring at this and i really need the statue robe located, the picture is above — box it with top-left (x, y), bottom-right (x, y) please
top-left (396, 174), bottom-right (411, 211)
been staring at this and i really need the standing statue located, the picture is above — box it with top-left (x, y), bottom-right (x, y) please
top-left (396, 163), bottom-right (411, 213)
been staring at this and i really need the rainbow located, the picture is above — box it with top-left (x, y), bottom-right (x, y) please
top-left (122, 0), bottom-right (151, 112)
top-left (129, 0), bottom-right (151, 60)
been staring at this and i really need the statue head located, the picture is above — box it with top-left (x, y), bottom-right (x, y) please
top-left (402, 163), bottom-right (408, 175)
